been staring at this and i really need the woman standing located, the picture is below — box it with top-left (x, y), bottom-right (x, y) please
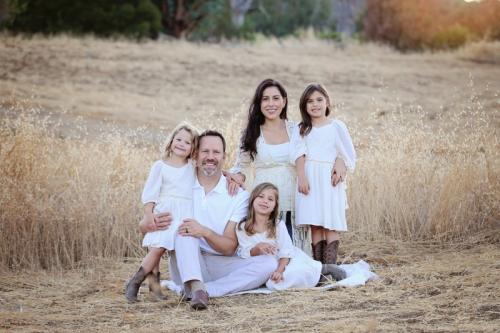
top-left (228, 79), bottom-right (347, 256)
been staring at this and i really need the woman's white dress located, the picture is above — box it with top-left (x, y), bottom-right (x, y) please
top-left (141, 160), bottom-right (194, 250)
top-left (295, 120), bottom-right (356, 231)
top-left (231, 121), bottom-right (311, 254)
top-left (236, 221), bottom-right (322, 290)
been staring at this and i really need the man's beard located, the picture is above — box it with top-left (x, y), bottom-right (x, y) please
top-left (200, 160), bottom-right (219, 177)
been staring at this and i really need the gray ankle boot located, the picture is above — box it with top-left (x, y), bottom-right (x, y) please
top-left (321, 264), bottom-right (347, 281)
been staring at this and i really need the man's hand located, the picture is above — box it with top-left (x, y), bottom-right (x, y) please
top-left (178, 218), bottom-right (207, 238)
top-left (250, 242), bottom-right (277, 256)
top-left (155, 212), bottom-right (173, 230)
top-left (331, 158), bottom-right (347, 187)
top-left (139, 212), bottom-right (172, 234)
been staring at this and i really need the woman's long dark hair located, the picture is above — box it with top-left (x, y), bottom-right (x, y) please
top-left (299, 83), bottom-right (331, 136)
top-left (240, 79), bottom-right (288, 160)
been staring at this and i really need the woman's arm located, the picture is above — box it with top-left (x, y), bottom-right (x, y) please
top-left (229, 146), bottom-right (252, 179)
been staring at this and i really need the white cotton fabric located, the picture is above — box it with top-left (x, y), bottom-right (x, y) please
top-left (169, 242), bottom-right (277, 298)
top-left (230, 121), bottom-right (305, 212)
top-left (141, 160), bottom-right (194, 250)
top-left (192, 176), bottom-right (249, 255)
top-left (296, 120), bottom-right (356, 231)
top-left (167, 175), bottom-right (278, 297)
top-left (235, 221), bottom-right (322, 290)
top-left (162, 260), bottom-right (379, 295)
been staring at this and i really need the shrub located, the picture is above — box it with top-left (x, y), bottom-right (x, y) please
top-left (430, 24), bottom-right (473, 50)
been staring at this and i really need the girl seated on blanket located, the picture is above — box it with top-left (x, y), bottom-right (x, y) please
top-left (236, 182), bottom-right (346, 291)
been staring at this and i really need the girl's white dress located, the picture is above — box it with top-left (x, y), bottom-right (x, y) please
top-left (236, 221), bottom-right (322, 290)
top-left (231, 121), bottom-right (310, 254)
top-left (296, 120), bottom-right (356, 231)
top-left (141, 160), bottom-right (194, 250)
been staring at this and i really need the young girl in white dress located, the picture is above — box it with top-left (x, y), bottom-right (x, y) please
top-left (295, 83), bottom-right (356, 266)
top-left (125, 122), bottom-right (198, 303)
top-left (236, 182), bottom-right (346, 291)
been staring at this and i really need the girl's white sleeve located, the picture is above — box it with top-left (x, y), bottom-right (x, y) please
top-left (276, 221), bottom-right (294, 259)
top-left (141, 161), bottom-right (163, 205)
top-left (333, 120), bottom-right (356, 171)
top-left (289, 123), bottom-right (307, 165)
top-left (229, 146), bottom-right (252, 174)
top-left (235, 225), bottom-right (256, 259)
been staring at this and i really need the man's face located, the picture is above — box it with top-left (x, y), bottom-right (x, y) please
top-left (196, 135), bottom-right (225, 177)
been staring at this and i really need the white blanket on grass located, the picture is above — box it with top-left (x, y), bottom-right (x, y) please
top-left (161, 260), bottom-right (378, 296)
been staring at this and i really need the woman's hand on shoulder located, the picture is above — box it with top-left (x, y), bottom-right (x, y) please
top-left (223, 171), bottom-right (246, 196)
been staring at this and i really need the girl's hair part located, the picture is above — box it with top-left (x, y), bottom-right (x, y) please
top-left (299, 83), bottom-right (331, 136)
top-left (240, 79), bottom-right (288, 160)
top-left (162, 122), bottom-right (199, 160)
top-left (242, 182), bottom-right (280, 239)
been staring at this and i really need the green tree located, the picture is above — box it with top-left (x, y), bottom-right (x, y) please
top-left (7, 0), bottom-right (162, 38)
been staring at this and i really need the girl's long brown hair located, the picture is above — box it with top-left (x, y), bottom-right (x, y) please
top-left (299, 83), bottom-right (331, 136)
top-left (239, 182), bottom-right (280, 239)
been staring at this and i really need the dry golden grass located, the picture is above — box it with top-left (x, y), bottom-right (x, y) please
top-left (458, 41), bottom-right (500, 65)
top-left (0, 34), bottom-right (499, 332)
top-left (1, 240), bottom-right (499, 332)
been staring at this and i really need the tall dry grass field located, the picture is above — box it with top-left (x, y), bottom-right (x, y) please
top-left (0, 35), bottom-right (499, 332)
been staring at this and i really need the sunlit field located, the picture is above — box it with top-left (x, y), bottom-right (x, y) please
top-left (0, 35), bottom-right (499, 332)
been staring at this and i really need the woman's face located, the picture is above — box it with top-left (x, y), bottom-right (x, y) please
top-left (253, 188), bottom-right (277, 216)
top-left (306, 90), bottom-right (329, 120)
top-left (260, 86), bottom-right (286, 121)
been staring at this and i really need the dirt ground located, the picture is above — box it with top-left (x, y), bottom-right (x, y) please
top-left (1, 239), bottom-right (499, 332)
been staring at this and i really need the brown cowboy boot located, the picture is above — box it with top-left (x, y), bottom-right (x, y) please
top-left (190, 290), bottom-right (209, 310)
top-left (321, 264), bottom-right (347, 281)
top-left (312, 240), bottom-right (327, 285)
top-left (311, 240), bottom-right (326, 263)
top-left (125, 266), bottom-right (148, 303)
top-left (324, 240), bottom-right (340, 265)
top-left (147, 271), bottom-right (167, 301)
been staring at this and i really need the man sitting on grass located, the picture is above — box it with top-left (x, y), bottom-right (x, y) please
top-left (139, 130), bottom-right (276, 310)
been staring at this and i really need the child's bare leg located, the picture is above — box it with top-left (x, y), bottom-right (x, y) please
top-left (325, 230), bottom-right (340, 243)
top-left (125, 248), bottom-right (165, 302)
top-left (311, 225), bottom-right (325, 244)
top-left (148, 247), bottom-right (160, 275)
top-left (146, 249), bottom-right (167, 301)
top-left (140, 248), bottom-right (165, 273)
top-left (147, 247), bottom-right (163, 297)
